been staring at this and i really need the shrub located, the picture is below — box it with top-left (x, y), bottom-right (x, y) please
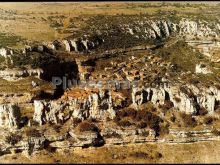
top-left (116, 108), bottom-right (137, 119)
top-left (198, 107), bottom-right (208, 116)
top-left (72, 118), bottom-right (82, 127)
top-left (158, 124), bottom-right (170, 137)
top-left (159, 100), bottom-right (174, 110)
top-left (170, 115), bottom-right (176, 122)
top-left (180, 113), bottom-right (197, 127)
top-left (137, 121), bottom-right (148, 129)
top-left (25, 128), bottom-right (42, 137)
top-left (189, 79), bottom-right (200, 85)
top-left (173, 96), bottom-right (181, 102)
top-left (77, 121), bottom-right (99, 132)
top-left (185, 132), bottom-right (193, 137)
top-left (5, 133), bottom-right (22, 146)
top-left (136, 110), bottom-right (161, 130)
top-left (203, 116), bottom-right (216, 125)
top-left (118, 118), bottom-right (132, 127)
top-left (45, 145), bottom-right (57, 153)
top-left (104, 132), bottom-right (121, 138)
top-left (114, 106), bottom-right (161, 135)
top-left (130, 151), bottom-right (149, 159)
top-left (52, 125), bottom-right (62, 133)
top-left (152, 151), bottom-right (163, 159)
top-left (140, 130), bottom-right (149, 136)
top-left (211, 128), bottom-right (220, 136)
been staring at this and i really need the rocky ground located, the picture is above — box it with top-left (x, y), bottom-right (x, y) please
top-left (0, 2), bottom-right (220, 164)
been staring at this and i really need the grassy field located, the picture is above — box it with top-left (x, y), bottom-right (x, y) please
top-left (1, 141), bottom-right (220, 163)
top-left (0, 77), bottom-right (54, 93)
top-left (0, 2), bottom-right (220, 47)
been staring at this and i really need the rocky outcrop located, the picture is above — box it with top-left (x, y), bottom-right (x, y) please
top-left (121, 18), bottom-right (219, 40)
top-left (187, 40), bottom-right (220, 59)
top-left (33, 100), bottom-right (66, 126)
top-left (101, 124), bottom-right (156, 145)
top-left (0, 48), bottom-right (13, 57)
top-left (67, 89), bottom-right (116, 120)
top-left (195, 63), bottom-right (213, 74)
top-left (132, 83), bottom-right (219, 114)
top-left (187, 85), bottom-right (220, 114)
top-left (32, 35), bottom-right (104, 53)
top-left (68, 129), bottom-right (104, 147)
top-left (23, 136), bottom-right (46, 156)
top-left (0, 104), bottom-right (20, 129)
top-left (32, 88), bottom-right (121, 124)
top-left (33, 82), bottom-right (219, 124)
top-left (164, 129), bottom-right (220, 143)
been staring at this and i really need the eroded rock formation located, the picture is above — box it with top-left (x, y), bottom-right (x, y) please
top-left (0, 104), bottom-right (20, 129)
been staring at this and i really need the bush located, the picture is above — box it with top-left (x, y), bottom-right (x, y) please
top-left (180, 113), bottom-right (197, 127)
top-left (173, 96), bottom-right (181, 102)
top-left (114, 106), bottom-right (161, 135)
top-left (203, 116), bottom-right (216, 125)
top-left (25, 128), bottom-right (42, 137)
top-left (52, 125), bottom-right (62, 133)
top-left (170, 115), bottom-right (176, 122)
top-left (152, 151), bottom-right (163, 159)
top-left (198, 107), bottom-right (208, 116)
top-left (72, 118), bottom-right (82, 127)
top-left (77, 121), bottom-right (99, 132)
top-left (118, 118), bottom-right (132, 127)
top-left (116, 108), bottom-right (137, 119)
top-left (137, 121), bottom-right (148, 129)
top-left (104, 132), bottom-right (121, 138)
top-left (136, 110), bottom-right (161, 130)
top-left (5, 133), bottom-right (22, 146)
top-left (130, 151), bottom-right (149, 159)
top-left (158, 124), bottom-right (170, 137)
top-left (159, 100), bottom-right (174, 110)
top-left (211, 128), bottom-right (220, 136)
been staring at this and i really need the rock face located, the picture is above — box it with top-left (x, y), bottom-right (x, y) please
top-left (132, 84), bottom-right (219, 114)
top-left (68, 129), bottom-right (104, 147)
top-left (23, 136), bottom-right (46, 156)
top-left (188, 85), bottom-right (220, 114)
top-left (121, 18), bottom-right (219, 40)
top-left (32, 82), bottom-right (219, 124)
top-left (0, 104), bottom-right (20, 129)
top-left (33, 88), bottom-right (127, 124)
top-left (67, 89), bottom-right (116, 120)
top-left (33, 100), bottom-right (66, 126)
top-left (31, 35), bottom-right (104, 53)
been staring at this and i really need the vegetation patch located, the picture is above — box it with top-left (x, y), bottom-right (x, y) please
top-left (76, 120), bottom-right (99, 132)
top-left (180, 113), bottom-right (197, 127)
top-left (0, 32), bottom-right (25, 48)
top-left (154, 40), bottom-right (204, 73)
top-left (5, 133), bottom-right (22, 146)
